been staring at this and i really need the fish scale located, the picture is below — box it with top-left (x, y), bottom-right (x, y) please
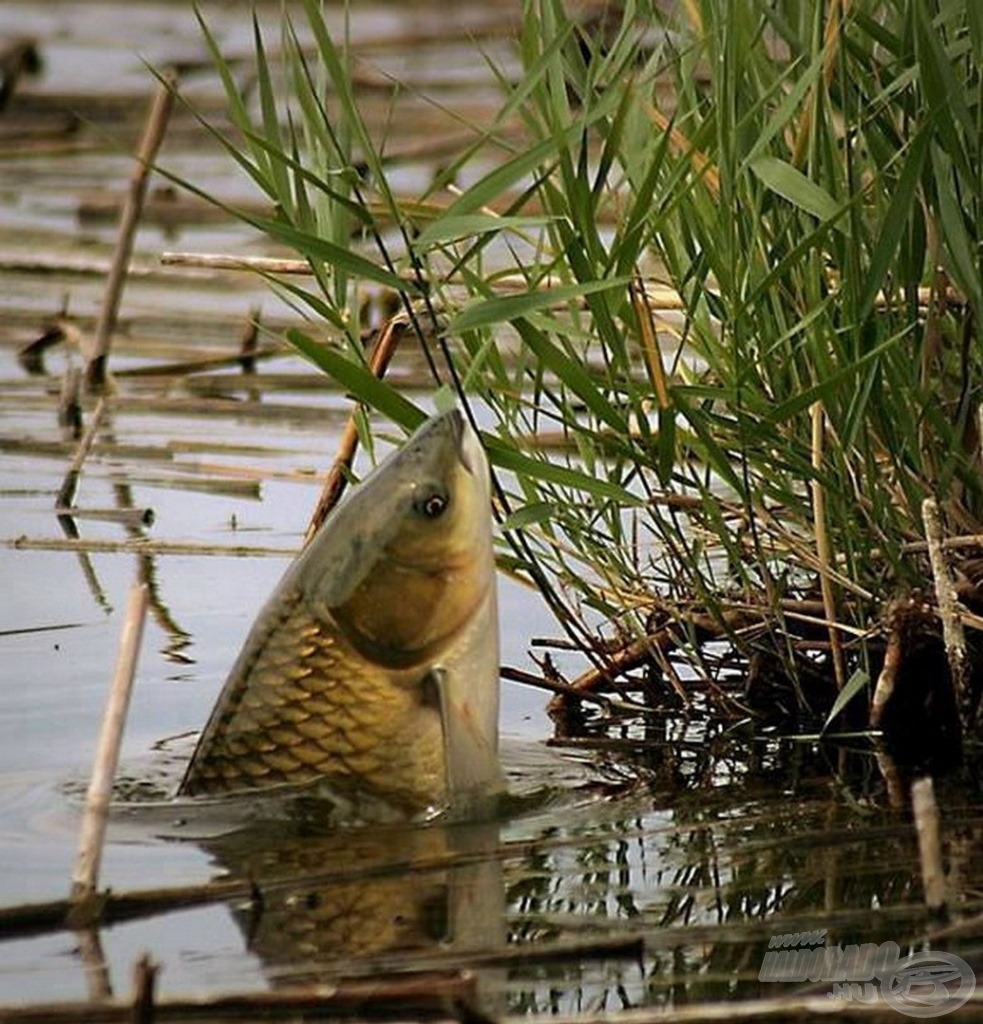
top-left (181, 594), bottom-right (445, 806)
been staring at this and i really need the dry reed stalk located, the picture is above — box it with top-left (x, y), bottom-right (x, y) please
top-left (500, 665), bottom-right (652, 715)
top-left (6, 537), bottom-right (295, 558)
top-left (57, 365), bottom-right (82, 439)
top-left (131, 955), bottom-right (159, 1024)
top-left (554, 606), bottom-right (752, 708)
top-left (4, 986), bottom-right (980, 1024)
top-left (905, 531), bottom-right (983, 553)
top-left (810, 402), bottom-right (845, 689)
top-left (0, 254), bottom-right (173, 277)
top-left (56, 395), bottom-right (107, 509)
top-left (54, 507), bottom-right (154, 528)
top-left (85, 73), bottom-right (177, 391)
top-left (18, 320), bottom-right (75, 374)
top-left (922, 497), bottom-right (970, 730)
top-left (268, 934), bottom-right (644, 987)
top-left (875, 746), bottom-right (906, 812)
top-left (911, 775), bottom-right (947, 914)
top-left (238, 304), bottom-right (262, 371)
top-left (0, 971), bottom-right (478, 1023)
top-left (114, 347), bottom-right (279, 379)
top-left (160, 250), bottom-right (947, 314)
top-left (68, 582), bottom-right (150, 921)
top-left (160, 251), bottom-right (314, 275)
top-left (74, 927), bottom-right (111, 1001)
top-left (304, 315), bottom-right (409, 544)
top-left (643, 101), bottom-right (720, 197)
top-left (870, 619), bottom-right (902, 730)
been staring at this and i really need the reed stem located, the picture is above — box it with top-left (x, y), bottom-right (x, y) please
top-left (69, 582), bottom-right (149, 919)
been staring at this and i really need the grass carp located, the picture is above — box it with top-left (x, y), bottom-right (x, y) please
top-left (179, 409), bottom-right (500, 818)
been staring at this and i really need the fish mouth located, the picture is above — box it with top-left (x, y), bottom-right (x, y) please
top-left (447, 408), bottom-right (477, 475)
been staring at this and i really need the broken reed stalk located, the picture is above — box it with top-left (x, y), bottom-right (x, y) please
top-left (54, 506), bottom-right (154, 528)
top-left (921, 497), bottom-right (971, 731)
top-left (911, 775), bottom-right (947, 915)
top-left (69, 582), bottom-right (149, 921)
top-left (500, 665), bottom-right (652, 716)
top-left (303, 315), bottom-right (409, 544)
top-left (239, 304), bottom-right (262, 371)
top-left (55, 395), bottom-right (108, 509)
top-left (57, 365), bottom-right (82, 440)
top-left (810, 401), bottom-right (844, 690)
top-left (131, 955), bottom-right (159, 1024)
top-left (85, 72), bottom-right (177, 391)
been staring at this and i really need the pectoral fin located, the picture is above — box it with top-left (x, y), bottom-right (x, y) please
top-left (424, 667), bottom-right (502, 801)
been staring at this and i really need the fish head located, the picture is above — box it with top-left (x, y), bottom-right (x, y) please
top-left (301, 409), bottom-right (495, 669)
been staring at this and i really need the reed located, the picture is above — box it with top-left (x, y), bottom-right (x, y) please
top-left (181, 0), bottom-right (983, 736)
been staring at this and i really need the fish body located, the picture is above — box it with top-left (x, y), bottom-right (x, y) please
top-left (179, 410), bottom-right (500, 816)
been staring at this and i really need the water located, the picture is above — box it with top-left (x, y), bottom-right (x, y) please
top-left (0, 1), bottom-right (981, 1016)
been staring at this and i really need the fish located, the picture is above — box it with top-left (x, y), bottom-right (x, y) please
top-left (178, 409), bottom-right (501, 818)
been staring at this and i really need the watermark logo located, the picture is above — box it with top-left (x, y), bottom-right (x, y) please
top-left (759, 934), bottom-right (975, 1019)
top-left (882, 952), bottom-right (976, 1019)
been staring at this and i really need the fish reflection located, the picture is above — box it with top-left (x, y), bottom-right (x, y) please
top-left (199, 814), bottom-right (505, 986)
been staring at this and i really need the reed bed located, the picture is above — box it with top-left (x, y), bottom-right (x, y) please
top-left (161, 0), bottom-right (983, 757)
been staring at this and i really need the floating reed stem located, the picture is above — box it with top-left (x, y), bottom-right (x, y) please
top-left (6, 536), bottom-right (294, 558)
top-left (69, 582), bottom-right (149, 922)
top-left (54, 506), bottom-right (155, 528)
top-left (161, 251), bottom-right (313, 275)
top-left (86, 73), bottom-right (176, 391)
top-left (304, 315), bottom-right (409, 544)
top-left (0, 971), bottom-right (476, 1023)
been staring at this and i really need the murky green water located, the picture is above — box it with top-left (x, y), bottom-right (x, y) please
top-left (0, 2), bottom-right (980, 1017)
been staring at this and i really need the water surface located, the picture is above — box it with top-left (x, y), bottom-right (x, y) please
top-left (0, 1), bottom-right (980, 1015)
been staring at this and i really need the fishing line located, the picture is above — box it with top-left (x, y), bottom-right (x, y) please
top-left (341, 98), bottom-right (612, 674)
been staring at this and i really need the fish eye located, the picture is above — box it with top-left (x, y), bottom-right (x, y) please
top-left (414, 488), bottom-right (449, 519)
